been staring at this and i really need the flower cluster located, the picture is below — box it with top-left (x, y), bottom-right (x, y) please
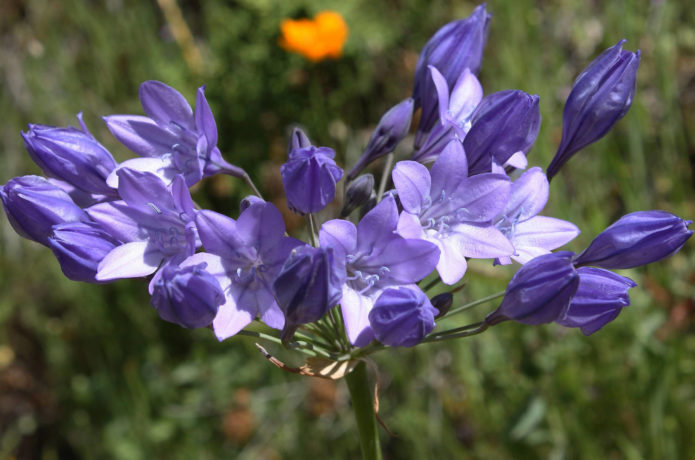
top-left (2, 5), bottom-right (691, 360)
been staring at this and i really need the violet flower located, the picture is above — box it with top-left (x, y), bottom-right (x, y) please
top-left (547, 41), bottom-right (641, 179)
top-left (486, 251), bottom-right (580, 326)
top-left (104, 81), bottom-right (244, 187)
top-left (574, 210), bottom-right (692, 269)
top-left (412, 66), bottom-right (483, 164)
top-left (413, 4), bottom-right (491, 147)
top-left (556, 267), bottom-right (636, 335)
top-left (0, 175), bottom-right (88, 246)
top-left (273, 246), bottom-right (345, 339)
top-left (347, 98), bottom-right (414, 181)
top-left (369, 286), bottom-right (438, 347)
top-left (394, 141), bottom-right (514, 284)
top-left (191, 201), bottom-right (304, 339)
top-left (463, 90), bottom-right (541, 175)
top-left (48, 221), bottom-right (119, 283)
top-left (150, 262), bottom-right (225, 329)
top-left (281, 145), bottom-right (344, 215)
top-left (319, 195), bottom-right (440, 347)
top-left (87, 170), bottom-right (198, 282)
top-left (494, 167), bottom-right (579, 264)
top-left (22, 115), bottom-right (118, 197)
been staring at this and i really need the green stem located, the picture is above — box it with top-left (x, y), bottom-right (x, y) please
top-left (421, 323), bottom-right (489, 343)
top-left (446, 290), bottom-right (506, 318)
top-left (345, 362), bottom-right (382, 460)
top-left (376, 153), bottom-right (394, 201)
top-left (242, 172), bottom-right (264, 200)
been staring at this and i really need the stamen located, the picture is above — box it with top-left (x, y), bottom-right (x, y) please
top-left (148, 203), bottom-right (162, 214)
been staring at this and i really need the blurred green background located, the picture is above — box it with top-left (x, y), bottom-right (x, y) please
top-left (1, 0), bottom-right (694, 458)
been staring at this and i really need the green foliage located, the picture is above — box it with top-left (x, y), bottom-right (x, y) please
top-left (1, 0), bottom-right (694, 458)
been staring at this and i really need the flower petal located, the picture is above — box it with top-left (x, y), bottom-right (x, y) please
top-left (505, 167), bottom-right (548, 221)
top-left (319, 219), bottom-right (357, 260)
top-left (139, 81), bottom-right (194, 130)
top-left (103, 115), bottom-right (180, 158)
top-left (340, 286), bottom-right (377, 347)
top-left (96, 241), bottom-right (162, 280)
top-left (451, 223), bottom-right (514, 259)
top-left (392, 161), bottom-right (431, 214)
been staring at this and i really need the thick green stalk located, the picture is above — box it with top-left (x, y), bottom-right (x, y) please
top-left (345, 362), bottom-right (382, 460)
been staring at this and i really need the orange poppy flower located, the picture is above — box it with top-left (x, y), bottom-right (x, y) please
top-left (279, 11), bottom-right (348, 62)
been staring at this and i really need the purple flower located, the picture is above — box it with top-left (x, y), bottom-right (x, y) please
top-left (486, 251), bottom-right (580, 326)
top-left (556, 267), bottom-right (636, 335)
top-left (48, 221), bottom-right (119, 283)
top-left (494, 167), bottom-right (579, 264)
top-left (319, 195), bottom-right (440, 346)
top-left (104, 81), bottom-right (244, 187)
top-left (574, 211), bottom-right (692, 269)
top-left (0, 175), bottom-right (88, 246)
top-left (463, 90), bottom-right (541, 175)
top-left (347, 98), bottom-right (414, 181)
top-left (191, 201), bottom-right (304, 339)
top-left (413, 4), bottom-right (491, 147)
top-left (87, 170), bottom-right (198, 282)
top-left (547, 41), bottom-right (640, 179)
top-left (273, 246), bottom-right (345, 335)
top-left (369, 286), bottom-right (438, 347)
top-left (341, 174), bottom-right (375, 218)
top-left (150, 262), bottom-right (225, 329)
top-left (22, 115), bottom-right (118, 197)
top-left (412, 66), bottom-right (483, 164)
top-left (394, 141), bottom-right (514, 284)
top-left (281, 145), bottom-right (344, 214)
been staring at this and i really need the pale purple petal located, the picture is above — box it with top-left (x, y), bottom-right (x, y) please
top-left (86, 201), bottom-right (143, 242)
top-left (319, 219), bottom-right (357, 260)
top-left (504, 151), bottom-right (528, 169)
top-left (212, 295), bottom-right (254, 341)
top-left (434, 236), bottom-right (469, 285)
top-left (340, 286), bottom-right (377, 347)
top-left (139, 81), bottom-right (194, 130)
top-left (172, 175), bottom-right (196, 218)
top-left (505, 167), bottom-right (548, 221)
top-left (392, 161), bottom-right (431, 214)
top-left (449, 68), bottom-right (483, 121)
top-left (371, 238), bottom-right (440, 284)
top-left (428, 65), bottom-right (451, 122)
top-left (356, 195), bottom-right (399, 256)
top-left (396, 212), bottom-right (424, 239)
top-left (195, 86), bottom-right (218, 147)
top-left (96, 241), bottom-right (162, 280)
top-left (429, 140), bottom-right (468, 199)
top-left (452, 173), bottom-right (511, 222)
top-left (452, 223), bottom-right (514, 258)
top-left (195, 210), bottom-right (252, 262)
top-left (117, 169), bottom-right (176, 212)
top-left (236, 202), bottom-right (285, 254)
top-left (103, 115), bottom-right (180, 158)
top-left (256, 287), bottom-right (285, 330)
top-left (513, 216), bottom-right (580, 262)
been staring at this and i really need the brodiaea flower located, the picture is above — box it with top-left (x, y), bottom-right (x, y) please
top-left (279, 11), bottom-right (348, 62)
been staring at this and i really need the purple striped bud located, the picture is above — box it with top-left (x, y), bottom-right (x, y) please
top-left (547, 40), bottom-right (640, 179)
top-left (0, 175), bottom-right (88, 246)
top-left (574, 211), bottom-right (692, 269)
top-left (369, 287), bottom-right (438, 347)
top-left (273, 246), bottom-right (345, 336)
top-left (347, 98), bottom-right (414, 180)
top-left (463, 90), bottom-right (541, 175)
top-left (340, 174), bottom-right (374, 218)
top-left (22, 116), bottom-right (118, 196)
top-left (556, 267), bottom-right (636, 335)
top-left (486, 251), bottom-right (579, 326)
top-left (413, 4), bottom-right (491, 146)
top-left (288, 126), bottom-right (312, 152)
top-left (280, 145), bottom-right (344, 214)
top-left (48, 221), bottom-right (119, 283)
top-left (150, 263), bottom-right (224, 329)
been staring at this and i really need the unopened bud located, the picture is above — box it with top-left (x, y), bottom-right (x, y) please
top-left (341, 174), bottom-right (375, 217)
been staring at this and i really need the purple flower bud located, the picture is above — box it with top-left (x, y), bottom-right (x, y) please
top-left (273, 246), bottom-right (345, 331)
top-left (574, 211), bottom-right (692, 269)
top-left (347, 98), bottom-right (414, 180)
top-left (280, 145), bottom-right (344, 214)
top-left (464, 90), bottom-right (541, 175)
top-left (413, 4), bottom-right (491, 144)
top-left (547, 40), bottom-right (640, 179)
top-left (369, 287), bottom-right (438, 347)
top-left (48, 221), bottom-right (120, 283)
top-left (556, 267), bottom-right (636, 335)
top-left (150, 263), bottom-right (225, 329)
top-left (239, 195), bottom-right (265, 213)
top-left (486, 251), bottom-right (579, 326)
top-left (288, 126), bottom-right (312, 152)
top-left (22, 117), bottom-right (118, 195)
top-left (431, 292), bottom-right (453, 319)
top-left (340, 174), bottom-right (374, 217)
top-left (0, 175), bottom-right (88, 246)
